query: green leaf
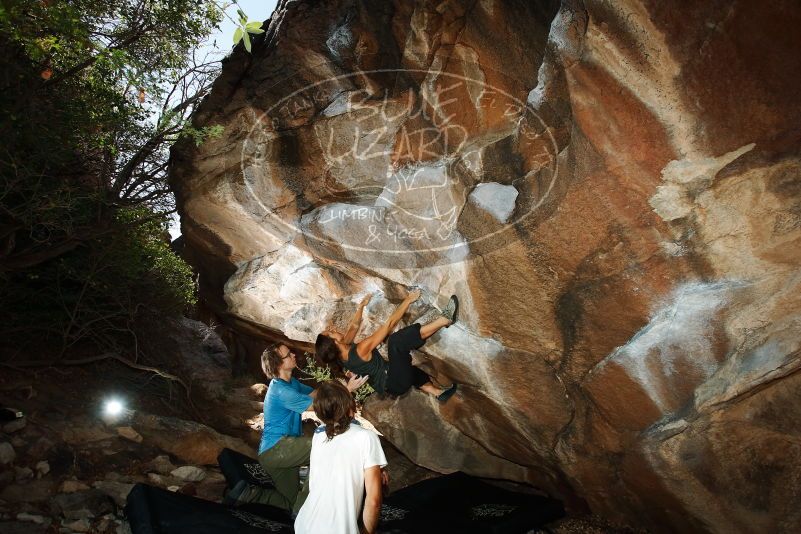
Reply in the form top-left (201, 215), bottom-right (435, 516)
top-left (247, 28), bottom-right (264, 35)
top-left (233, 27), bottom-right (243, 44)
top-left (246, 21), bottom-right (262, 30)
top-left (242, 31), bottom-right (251, 52)
top-left (237, 8), bottom-right (246, 19)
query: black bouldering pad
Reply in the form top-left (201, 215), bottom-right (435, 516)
top-left (142, 449), bottom-right (564, 534)
top-left (378, 472), bottom-right (564, 534)
top-left (125, 483), bottom-right (293, 534)
top-left (218, 448), bottom-right (275, 491)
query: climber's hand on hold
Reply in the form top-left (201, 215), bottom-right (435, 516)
top-left (346, 374), bottom-right (369, 392)
top-left (404, 289), bottom-right (421, 303)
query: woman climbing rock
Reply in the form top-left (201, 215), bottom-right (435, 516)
top-left (315, 290), bottom-right (459, 402)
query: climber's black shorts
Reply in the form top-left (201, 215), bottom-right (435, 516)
top-left (385, 323), bottom-right (430, 395)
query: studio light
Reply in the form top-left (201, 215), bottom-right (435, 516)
top-left (104, 398), bottom-right (124, 417)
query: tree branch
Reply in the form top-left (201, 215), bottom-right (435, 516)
top-left (0, 351), bottom-right (204, 422)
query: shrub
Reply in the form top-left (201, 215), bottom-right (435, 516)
top-left (301, 354), bottom-right (376, 404)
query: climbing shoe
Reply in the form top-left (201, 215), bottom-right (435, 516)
top-left (441, 295), bottom-right (459, 327)
top-left (437, 383), bottom-right (458, 403)
top-left (223, 480), bottom-right (258, 506)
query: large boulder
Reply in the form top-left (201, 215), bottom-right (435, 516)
top-left (131, 412), bottom-right (253, 466)
top-left (170, 0), bottom-right (801, 531)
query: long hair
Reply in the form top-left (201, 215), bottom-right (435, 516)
top-left (260, 343), bottom-right (284, 379)
top-left (313, 380), bottom-right (356, 440)
top-left (315, 333), bottom-right (345, 378)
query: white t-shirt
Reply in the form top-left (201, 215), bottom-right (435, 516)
top-left (294, 422), bottom-right (387, 534)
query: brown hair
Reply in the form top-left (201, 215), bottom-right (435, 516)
top-left (315, 334), bottom-right (345, 378)
top-left (313, 380), bottom-right (355, 440)
top-left (260, 343), bottom-right (285, 379)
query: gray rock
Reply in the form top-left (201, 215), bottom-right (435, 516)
top-left (51, 490), bottom-right (115, 520)
top-left (28, 437), bottom-right (54, 458)
top-left (91, 480), bottom-right (134, 508)
top-left (58, 421), bottom-right (115, 444)
top-left (62, 518), bottom-right (91, 532)
top-left (146, 473), bottom-right (181, 487)
top-left (59, 480), bottom-right (90, 493)
top-left (34, 461), bottom-right (50, 477)
top-left (0, 442), bottom-right (15, 465)
top-left (147, 455), bottom-right (176, 475)
top-left (116, 426), bottom-right (143, 443)
top-left (468, 182), bottom-right (519, 223)
top-left (0, 479), bottom-right (55, 503)
top-left (96, 516), bottom-right (113, 532)
top-left (3, 417), bottom-right (26, 433)
top-left (170, 466), bottom-right (206, 482)
top-left (131, 412), bottom-right (252, 465)
top-left (193, 470), bottom-right (228, 502)
top-left (14, 467), bottom-right (33, 481)
top-left (16, 512), bottom-right (47, 524)
top-left (0, 520), bottom-right (49, 533)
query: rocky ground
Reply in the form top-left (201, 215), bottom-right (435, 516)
top-left (0, 316), bottom-right (439, 533)
top-left (0, 362), bottom-right (232, 533)
top-left (0, 316), bottom-right (640, 533)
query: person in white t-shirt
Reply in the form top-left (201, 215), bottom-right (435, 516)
top-left (294, 380), bottom-right (387, 534)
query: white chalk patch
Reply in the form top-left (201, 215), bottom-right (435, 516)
top-left (650, 143), bottom-right (756, 221)
top-left (597, 281), bottom-right (742, 412)
top-left (469, 183), bottom-right (518, 223)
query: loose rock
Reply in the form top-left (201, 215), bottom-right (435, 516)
top-left (27, 437), bottom-right (54, 458)
top-left (59, 480), bottom-right (91, 493)
top-left (16, 512), bottom-right (47, 524)
top-left (13, 467), bottom-right (33, 481)
top-left (0, 479), bottom-right (55, 503)
top-left (34, 461), bottom-right (49, 477)
top-left (91, 481), bottom-right (134, 508)
top-left (51, 489), bottom-right (115, 520)
top-left (0, 442), bottom-right (15, 465)
top-left (131, 412), bottom-right (252, 465)
top-left (3, 417), bottom-right (26, 434)
top-left (170, 466), bottom-right (206, 482)
top-left (0, 520), bottom-right (49, 533)
top-left (147, 455), bottom-right (176, 475)
top-left (116, 426), bottom-right (142, 444)
top-left (63, 518), bottom-right (91, 532)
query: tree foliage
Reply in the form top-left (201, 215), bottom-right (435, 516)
top-left (231, 7), bottom-right (264, 53)
top-left (0, 0), bottom-right (225, 360)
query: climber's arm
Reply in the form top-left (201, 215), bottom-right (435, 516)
top-left (343, 294), bottom-right (371, 345)
top-left (357, 290), bottom-right (419, 357)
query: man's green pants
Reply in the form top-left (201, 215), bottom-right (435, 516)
top-left (254, 436), bottom-right (312, 516)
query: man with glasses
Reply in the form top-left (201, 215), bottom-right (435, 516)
top-left (225, 343), bottom-right (367, 517)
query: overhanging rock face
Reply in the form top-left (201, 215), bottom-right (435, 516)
top-left (170, 0), bottom-right (801, 531)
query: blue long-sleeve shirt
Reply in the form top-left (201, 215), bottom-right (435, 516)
top-left (259, 377), bottom-right (313, 454)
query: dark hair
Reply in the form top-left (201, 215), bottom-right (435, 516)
top-left (315, 334), bottom-right (344, 378)
top-left (260, 343), bottom-right (285, 379)
top-left (313, 380), bottom-right (355, 440)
